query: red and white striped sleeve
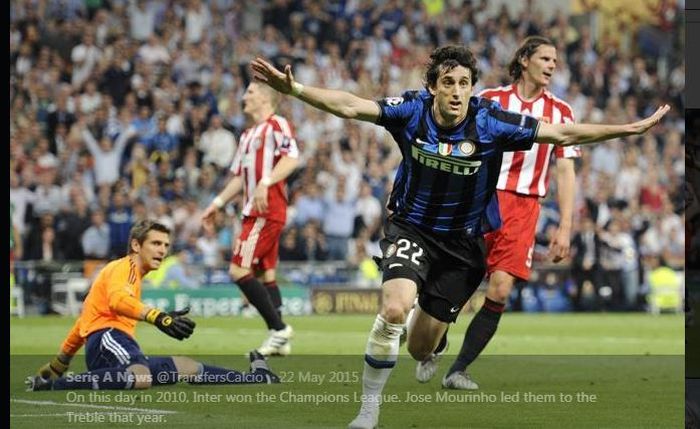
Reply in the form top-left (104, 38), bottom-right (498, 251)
top-left (270, 115), bottom-right (299, 159)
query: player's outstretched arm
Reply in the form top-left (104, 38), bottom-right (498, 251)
top-left (250, 57), bottom-right (380, 122)
top-left (536, 104), bottom-right (670, 146)
top-left (108, 284), bottom-right (196, 341)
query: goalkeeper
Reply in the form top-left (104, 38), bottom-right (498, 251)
top-left (26, 220), bottom-right (278, 391)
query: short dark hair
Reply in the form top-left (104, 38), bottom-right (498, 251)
top-left (127, 220), bottom-right (171, 254)
top-left (248, 81), bottom-right (281, 108)
top-left (424, 45), bottom-right (479, 89)
top-left (508, 36), bottom-right (555, 82)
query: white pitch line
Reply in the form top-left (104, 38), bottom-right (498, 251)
top-left (12, 414), bottom-right (75, 417)
top-left (11, 398), bottom-right (177, 414)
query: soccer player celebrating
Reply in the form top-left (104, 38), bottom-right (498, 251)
top-left (26, 220), bottom-right (279, 392)
top-left (250, 45), bottom-right (668, 429)
top-left (417, 36), bottom-right (581, 389)
top-left (201, 82), bottom-right (299, 356)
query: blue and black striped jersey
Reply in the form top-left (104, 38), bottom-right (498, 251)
top-left (376, 90), bottom-right (540, 234)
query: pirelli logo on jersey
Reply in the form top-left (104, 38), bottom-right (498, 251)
top-left (411, 145), bottom-right (482, 175)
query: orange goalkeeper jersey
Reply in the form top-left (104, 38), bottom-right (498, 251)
top-left (60, 256), bottom-right (146, 355)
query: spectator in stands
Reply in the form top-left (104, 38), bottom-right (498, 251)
top-left (355, 181), bottom-right (383, 240)
top-left (10, 170), bottom-right (33, 237)
top-left (279, 227), bottom-right (305, 261)
top-left (614, 146), bottom-right (643, 202)
top-left (137, 34), bottom-right (171, 66)
top-left (571, 216), bottom-right (602, 311)
top-left (293, 182), bottom-right (325, 226)
top-left (124, 143), bottom-right (151, 193)
top-left (640, 168), bottom-right (666, 213)
top-left (128, 0), bottom-right (158, 42)
top-left (322, 181), bottom-right (357, 261)
top-left (55, 193), bottom-right (91, 260)
top-left (32, 168), bottom-right (63, 218)
top-left (70, 31), bottom-right (102, 88)
top-left (45, 89), bottom-right (76, 143)
top-left (299, 221), bottom-right (328, 261)
top-left (79, 81), bottom-right (102, 115)
top-left (23, 213), bottom-right (62, 315)
top-left (24, 213), bottom-right (60, 262)
top-left (598, 218), bottom-right (635, 310)
top-left (82, 208), bottom-right (110, 260)
top-left (196, 226), bottom-right (222, 284)
top-left (81, 121), bottom-right (136, 187)
top-left (10, 204), bottom-right (23, 311)
top-left (107, 192), bottom-right (133, 258)
top-left (144, 247), bottom-right (200, 290)
top-left (198, 114), bottom-right (237, 170)
top-left (185, 0), bottom-right (212, 45)
top-left (175, 147), bottom-right (202, 196)
top-left (144, 114), bottom-right (180, 160)
top-left (644, 254), bottom-right (682, 314)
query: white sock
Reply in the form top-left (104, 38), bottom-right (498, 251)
top-left (361, 314), bottom-right (404, 406)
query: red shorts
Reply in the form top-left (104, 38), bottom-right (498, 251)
top-left (232, 217), bottom-right (285, 271)
top-left (484, 190), bottom-right (540, 280)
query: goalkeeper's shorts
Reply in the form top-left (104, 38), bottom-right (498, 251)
top-left (83, 328), bottom-right (179, 385)
top-left (85, 328), bottom-right (149, 370)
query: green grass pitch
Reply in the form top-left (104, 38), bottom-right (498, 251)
top-left (11, 313), bottom-right (683, 428)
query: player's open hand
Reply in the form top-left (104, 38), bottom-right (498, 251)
top-left (146, 308), bottom-right (196, 341)
top-left (250, 57), bottom-right (295, 95)
top-left (200, 205), bottom-right (217, 233)
top-left (253, 184), bottom-right (269, 213)
top-left (548, 226), bottom-right (571, 263)
top-left (632, 104), bottom-right (670, 135)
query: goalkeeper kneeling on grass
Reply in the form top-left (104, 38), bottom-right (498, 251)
top-left (26, 220), bottom-right (279, 391)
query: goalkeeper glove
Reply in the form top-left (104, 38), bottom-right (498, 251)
top-left (36, 355), bottom-right (71, 380)
top-left (167, 306), bottom-right (192, 318)
top-left (145, 307), bottom-right (196, 340)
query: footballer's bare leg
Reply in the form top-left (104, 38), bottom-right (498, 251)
top-left (349, 278), bottom-right (416, 429)
top-left (486, 270), bottom-right (516, 305)
top-left (230, 264), bottom-right (254, 281)
top-left (412, 302), bottom-right (451, 383)
top-left (407, 305), bottom-right (448, 362)
top-left (443, 270), bottom-right (511, 389)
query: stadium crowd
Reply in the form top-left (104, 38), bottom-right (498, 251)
top-left (10, 0), bottom-right (685, 313)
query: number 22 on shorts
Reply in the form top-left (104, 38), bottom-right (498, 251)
top-left (392, 238), bottom-right (424, 266)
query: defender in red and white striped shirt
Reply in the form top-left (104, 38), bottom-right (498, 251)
top-left (482, 86), bottom-right (579, 198)
top-left (436, 36), bottom-right (581, 389)
top-left (231, 107), bottom-right (299, 224)
top-left (479, 82), bottom-right (580, 279)
top-left (202, 82), bottom-right (299, 356)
